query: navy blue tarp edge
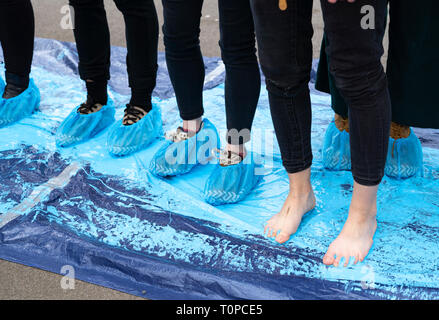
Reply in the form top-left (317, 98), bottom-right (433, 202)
top-left (1, 212), bottom-right (438, 300)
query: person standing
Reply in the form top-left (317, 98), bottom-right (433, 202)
top-left (316, 0), bottom-right (438, 179)
top-left (0, 0), bottom-right (40, 127)
top-left (56, 0), bottom-right (162, 157)
top-left (149, 0), bottom-right (262, 205)
top-left (251, 0), bottom-right (391, 267)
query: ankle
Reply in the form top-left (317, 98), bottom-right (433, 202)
top-left (345, 211), bottom-right (377, 233)
top-left (5, 72), bottom-right (29, 89)
top-left (85, 79), bottom-right (108, 105)
top-left (349, 202), bottom-right (377, 220)
top-left (288, 168), bottom-right (313, 195)
top-left (130, 91), bottom-right (152, 113)
top-left (226, 144), bottom-right (246, 159)
top-left (183, 117), bottom-right (202, 133)
top-left (288, 187), bottom-right (314, 200)
top-left (350, 182), bottom-right (378, 217)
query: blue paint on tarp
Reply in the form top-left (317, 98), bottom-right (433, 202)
top-left (0, 145), bottom-right (68, 214)
top-left (0, 38), bottom-right (439, 300)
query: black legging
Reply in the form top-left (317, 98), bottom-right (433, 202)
top-left (162, 0), bottom-right (261, 145)
top-left (69, 0), bottom-right (159, 110)
top-left (0, 0), bottom-right (35, 88)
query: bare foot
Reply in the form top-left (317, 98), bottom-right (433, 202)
top-left (264, 168), bottom-right (316, 244)
top-left (323, 182), bottom-right (378, 267)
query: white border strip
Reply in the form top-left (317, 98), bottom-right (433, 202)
top-left (204, 60), bottom-right (225, 85)
top-left (0, 163), bottom-right (80, 229)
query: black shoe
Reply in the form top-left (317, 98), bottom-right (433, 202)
top-left (2, 83), bottom-right (26, 99)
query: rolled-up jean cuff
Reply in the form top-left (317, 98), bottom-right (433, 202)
top-left (353, 175), bottom-right (383, 187)
top-left (283, 156), bottom-right (313, 174)
top-left (180, 110), bottom-right (204, 121)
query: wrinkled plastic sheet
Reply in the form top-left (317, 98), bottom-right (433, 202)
top-left (1, 38), bottom-right (439, 300)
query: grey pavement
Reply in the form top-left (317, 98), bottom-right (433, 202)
top-left (33, 0), bottom-right (326, 58)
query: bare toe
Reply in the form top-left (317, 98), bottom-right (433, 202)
top-left (343, 255), bottom-right (351, 267)
top-left (275, 231), bottom-right (291, 244)
top-left (333, 255), bottom-right (342, 267)
top-left (323, 247), bottom-right (336, 266)
top-left (263, 223), bottom-right (270, 236)
top-left (269, 228), bottom-right (280, 238)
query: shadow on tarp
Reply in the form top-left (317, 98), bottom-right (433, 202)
top-left (0, 38), bottom-right (439, 300)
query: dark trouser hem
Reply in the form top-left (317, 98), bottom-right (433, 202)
top-left (5, 72), bottom-right (30, 89)
top-left (79, 71), bottom-right (111, 83)
top-left (130, 90), bottom-right (152, 112)
top-left (284, 156), bottom-right (313, 175)
top-left (353, 175), bottom-right (383, 187)
top-left (179, 111), bottom-right (204, 122)
top-left (85, 79), bottom-right (108, 105)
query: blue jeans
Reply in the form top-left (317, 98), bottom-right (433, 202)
top-left (162, 0), bottom-right (261, 145)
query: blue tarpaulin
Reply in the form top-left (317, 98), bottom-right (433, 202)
top-left (1, 38), bottom-right (439, 300)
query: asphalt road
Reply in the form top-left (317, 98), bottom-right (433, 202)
top-left (0, 0), bottom-right (387, 300)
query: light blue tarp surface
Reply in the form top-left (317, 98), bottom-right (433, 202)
top-left (1, 38), bottom-right (439, 299)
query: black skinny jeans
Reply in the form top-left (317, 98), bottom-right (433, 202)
top-left (69, 0), bottom-right (159, 110)
top-left (162, 0), bottom-right (261, 145)
top-left (251, 0), bottom-right (391, 186)
top-left (321, 0), bottom-right (391, 186)
top-left (0, 0), bottom-right (34, 88)
top-left (250, 0), bottom-right (314, 173)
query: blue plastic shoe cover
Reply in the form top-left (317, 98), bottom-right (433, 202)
top-left (0, 79), bottom-right (40, 128)
top-left (149, 118), bottom-right (219, 177)
top-left (322, 121), bottom-right (351, 171)
top-left (0, 77), bottom-right (4, 91)
top-left (55, 99), bottom-right (115, 147)
top-left (106, 104), bottom-right (163, 156)
top-left (203, 152), bottom-right (261, 206)
top-left (385, 129), bottom-right (423, 179)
